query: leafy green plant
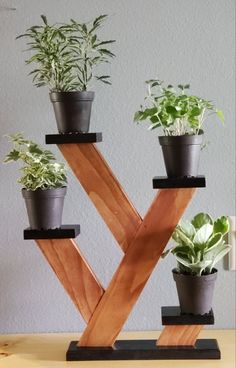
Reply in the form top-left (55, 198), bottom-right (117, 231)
top-left (4, 133), bottom-right (67, 190)
top-left (134, 79), bottom-right (224, 136)
top-left (163, 213), bottom-right (230, 276)
top-left (17, 14), bottom-right (115, 91)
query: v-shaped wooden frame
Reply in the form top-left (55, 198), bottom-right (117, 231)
top-left (36, 143), bottom-right (196, 347)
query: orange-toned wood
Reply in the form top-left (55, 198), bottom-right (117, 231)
top-left (58, 143), bottom-right (142, 252)
top-left (78, 188), bottom-right (196, 347)
top-left (36, 239), bottom-right (104, 323)
top-left (157, 325), bottom-right (203, 346)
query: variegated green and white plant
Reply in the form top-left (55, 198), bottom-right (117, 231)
top-left (163, 213), bottom-right (231, 276)
top-left (4, 133), bottom-right (67, 190)
top-left (16, 14), bottom-right (115, 92)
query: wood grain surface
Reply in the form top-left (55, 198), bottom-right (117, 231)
top-left (157, 325), bottom-right (203, 346)
top-left (58, 143), bottom-right (142, 252)
top-left (36, 239), bottom-right (104, 323)
top-left (0, 330), bottom-right (234, 367)
top-left (79, 188), bottom-right (196, 346)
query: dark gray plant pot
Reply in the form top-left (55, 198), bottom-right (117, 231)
top-left (158, 134), bottom-right (203, 178)
top-left (50, 91), bottom-right (95, 133)
top-left (22, 187), bottom-right (67, 230)
top-left (172, 268), bottom-right (217, 315)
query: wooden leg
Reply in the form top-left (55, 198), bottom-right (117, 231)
top-left (157, 325), bottom-right (203, 346)
top-left (36, 239), bottom-right (104, 323)
top-left (79, 188), bottom-right (196, 346)
top-left (58, 143), bottom-right (142, 252)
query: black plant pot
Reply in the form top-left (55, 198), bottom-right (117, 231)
top-left (172, 268), bottom-right (217, 315)
top-left (22, 187), bottom-right (67, 230)
top-left (158, 134), bottom-right (203, 178)
top-left (50, 91), bottom-right (95, 133)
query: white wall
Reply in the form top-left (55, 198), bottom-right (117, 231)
top-left (0, 0), bottom-right (235, 333)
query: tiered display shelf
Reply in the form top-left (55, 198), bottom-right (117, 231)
top-left (23, 132), bottom-right (220, 361)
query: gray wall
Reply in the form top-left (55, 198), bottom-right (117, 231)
top-left (0, 0), bottom-right (235, 334)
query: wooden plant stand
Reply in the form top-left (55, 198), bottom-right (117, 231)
top-left (23, 132), bottom-right (220, 361)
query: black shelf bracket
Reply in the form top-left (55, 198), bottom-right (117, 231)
top-left (45, 132), bottom-right (102, 144)
top-left (24, 225), bottom-right (80, 239)
top-left (153, 175), bottom-right (206, 188)
top-left (161, 306), bottom-right (214, 325)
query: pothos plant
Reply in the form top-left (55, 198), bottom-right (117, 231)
top-left (16, 14), bottom-right (115, 91)
top-left (163, 213), bottom-right (231, 276)
top-left (4, 133), bottom-right (67, 190)
top-left (134, 79), bottom-right (224, 136)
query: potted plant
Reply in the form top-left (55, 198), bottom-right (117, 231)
top-left (4, 133), bottom-right (67, 230)
top-left (134, 79), bottom-right (224, 177)
top-left (17, 15), bottom-right (115, 133)
top-left (163, 212), bottom-right (231, 315)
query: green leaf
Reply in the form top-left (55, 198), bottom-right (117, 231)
top-left (150, 115), bottom-right (159, 124)
top-left (161, 248), bottom-right (172, 258)
top-left (166, 106), bottom-right (177, 116)
top-left (193, 224), bottom-right (213, 245)
top-left (191, 213), bottom-right (213, 229)
top-left (213, 216), bottom-right (230, 235)
top-left (40, 15), bottom-right (48, 25)
top-left (97, 78), bottom-right (111, 85)
top-left (4, 149), bottom-right (20, 162)
top-left (91, 34), bottom-right (97, 44)
top-left (172, 245), bottom-right (195, 257)
top-left (176, 256), bottom-right (212, 275)
top-left (205, 233), bottom-right (223, 252)
top-left (142, 107), bottom-right (158, 118)
top-left (94, 40), bottom-right (116, 47)
top-left (210, 245), bottom-right (231, 272)
top-left (93, 14), bottom-right (108, 27)
top-left (190, 107), bottom-right (201, 116)
top-left (98, 48), bottom-right (115, 57)
top-left (173, 228), bottom-right (195, 248)
top-left (81, 23), bottom-right (87, 34)
top-left (178, 219), bottom-right (196, 238)
top-left (96, 75), bottom-right (110, 79)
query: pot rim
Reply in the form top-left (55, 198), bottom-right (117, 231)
top-left (50, 91), bottom-right (95, 102)
top-left (172, 267), bottom-right (218, 281)
top-left (22, 186), bottom-right (67, 198)
top-left (159, 133), bottom-right (203, 146)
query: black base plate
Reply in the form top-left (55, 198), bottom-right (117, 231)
top-left (153, 175), bottom-right (206, 188)
top-left (162, 306), bottom-right (214, 325)
top-left (66, 339), bottom-right (220, 361)
top-left (45, 132), bottom-right (102, 144)
top-left (24, 225), bottom-right (80, 239)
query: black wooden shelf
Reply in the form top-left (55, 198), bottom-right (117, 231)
top-left (153, 175), bottom-right (206, 189)
top-left (24, 225), bottom-right (80, 239)
top-left (66, 339), bottom-right (220, 361)
top-left (45, 132), bottom-right (102, 144)
top-left (161, 306), bottom-right (214, 325)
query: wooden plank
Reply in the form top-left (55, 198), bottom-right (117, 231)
top-left (58, 143), bottom-right (142, 252)
top-left (157, 325), bottom-right (203, 346)
top-left (36, 239), bottom-right (104, 323)
top-left (79, 188), bottom-right (196, 346)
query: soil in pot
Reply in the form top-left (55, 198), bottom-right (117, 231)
top-left (158, 134), bottom-right (203, 178)
top-left (50, 91), bottom-right (95, 134)
top-left (172, 268), bottom-right (217, 315)
top-left (22, 187), bottom-right (67, 230)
